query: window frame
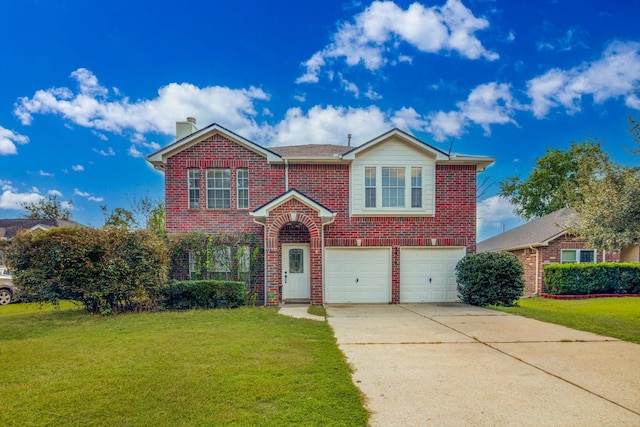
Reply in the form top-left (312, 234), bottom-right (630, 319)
top-left (236, 168), bottom-right (249, 209)
top-left (363, 165), bottom-right (425, 211)
top-left (188, 169), bottom-right (200, 209)
top-left (561, 249), bottom-right (596, 264)
top-left (206, 168), bottom-right (231, 209)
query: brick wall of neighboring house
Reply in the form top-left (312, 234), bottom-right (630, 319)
top-left (508, 234), bottom-right (607, 295)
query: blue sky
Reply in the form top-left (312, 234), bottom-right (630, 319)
top-left (1, 0), bottom-right (639, 240)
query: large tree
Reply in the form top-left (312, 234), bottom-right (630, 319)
top-left (499, 139), bottom-right (609, 220)
top-left (569, 164), bottom-right (640, 252)
top-left (21, 194), bottom-right (72, 220)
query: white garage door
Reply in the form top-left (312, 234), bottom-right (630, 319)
top-left (400, 247), bottom-right (466, 302)
top-left (325, 248), bottom-right (391, 303)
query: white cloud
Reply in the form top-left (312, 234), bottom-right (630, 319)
top-left (527, 40), bottom-right (640, 118)
top-left (364, 87), bottom-right (383, 100)
top-left (0, 189), bottom-right (43, 210)
top-left (128, 145), bottom-right (144, 158)
top-left (73, 188), bottom-right (102, 203)
top-left (39, 170), bottom-right (54, 177)
top-left (93, 147), bottom-right (115, 156)
top-left (15, 68), bottom-right (272, 146)
top-left (271, 105), bottom-right (392, 146)
top-left (0, 126), bottom-right (29, 155)
top-left (426, 82), bottom-right (518, 140)
top-left (296, 0), bottom-right (497, 84)
top-left (477, 195), bottom-right (521, 239)
top-left (293, 94), bottom-right (306, 102)
top-left (48, 189), bottom-right (62, 197)
top-left (91, 130), bottom-right (108, 141)
top-left (0, 180), bottom-right (15, 191)
top-left (72, 164), bottom-right (84, 171)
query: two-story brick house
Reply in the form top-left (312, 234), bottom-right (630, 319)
top-left (147, 119), bottom-right (494, 305)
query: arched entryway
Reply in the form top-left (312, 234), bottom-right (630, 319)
top-left (279, 222), bottom-right (311, 301)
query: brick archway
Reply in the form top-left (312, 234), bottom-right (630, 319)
top-left (264, 203), bottom-right (324, 305)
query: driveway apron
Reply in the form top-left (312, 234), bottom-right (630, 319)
top-left (326, 303), bottom-right (640, 427)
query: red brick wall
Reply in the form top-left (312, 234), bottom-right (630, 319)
top-left (508, 234), bottom-right (605, 294)
top-left (163, 133), bottom-right (479, 304)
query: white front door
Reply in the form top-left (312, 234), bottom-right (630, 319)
top-left (282, 244), bottom-right (310, 300)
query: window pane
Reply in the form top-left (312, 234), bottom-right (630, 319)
top-left (411, 167), bottom-right (422, 208)
top-left (561, 250), bottom-right (576, 263)
top-left (207, 169), bottom-right (231, 209)
top-left (365, 188), bottom-right (376, 208)
top-left (580, 250), bottom-right (595, 263)
top-left (365, 167), bottom-right (376, 208)
top-left (289, 249), bottom-right (304, 273)
top-left (382, 167), bottom-right (405, 207)
top-left (188, 169), bottom-right (200, 209)
top-left (237, 168), bottom-right (249, 209)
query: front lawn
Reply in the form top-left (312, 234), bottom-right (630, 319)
top-left (0, 303), bottom-right (368, 426)
top-left (491, 297), bottom-right (640, 344)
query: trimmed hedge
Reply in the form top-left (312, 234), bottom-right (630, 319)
top-left (164, 280), bottom-right (247, 310)
top-left (456, 251), bottom-right (525, 306)
top-left (544, 263), bottom-right (640, 295)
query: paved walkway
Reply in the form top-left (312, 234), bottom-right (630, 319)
top-left (324, 303), bottom-right (640, 427)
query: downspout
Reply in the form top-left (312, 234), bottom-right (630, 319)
top-left (284, 158), bottom-right (289, 191)
top-left (530, 245), bottom-right (540, 295)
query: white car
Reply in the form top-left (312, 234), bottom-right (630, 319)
top-left (0, 268), bottom-right (19, 305)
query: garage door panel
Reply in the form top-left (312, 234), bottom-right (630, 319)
top-left (400, 248), bottom-right (465, 303)
top-left (325, 248), bottom-right (390, 303)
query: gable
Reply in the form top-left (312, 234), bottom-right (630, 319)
top-left (147, 123), bottom-right (281, 171)
top-left (350, 136), bottom-right (437, 216)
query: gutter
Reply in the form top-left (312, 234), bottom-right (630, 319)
top-left (284, 158), bottom-right (289, 191)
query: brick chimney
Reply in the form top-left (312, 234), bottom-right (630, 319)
top-left (176, 117), bottom-right (197, 139)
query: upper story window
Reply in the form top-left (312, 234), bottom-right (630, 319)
top-left (382, 167), bottom-right (405, 207)
top-left (207, 168), bottom-right (231, 209)
top-left (365, 167), bottom-right (376, 208)
top-left (362, 166), bottom-right (426, 212)
top-left (561, 249), bottom-right (595, 264)
top-left (237, 168), bottom-right (249, 209)
top-left (188, 169), bottom-right (200, 209)
top-left (411, 167), bottom-right (422, 208)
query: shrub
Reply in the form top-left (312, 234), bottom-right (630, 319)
top-left (164, 280), bottom-right (247, 310)
top-left (6, 227), bottom-right (169, 314)
top-left (544, 263), bottom-right (640, 295)
top-left (456, 251), bottom-right (525, 306)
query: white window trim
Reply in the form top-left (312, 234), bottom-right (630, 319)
top-left (362, 165), bottom-right (427, 213)
top-left (206, 168), bottom-right (231, 209)
top-left (561, 249), bottom-right (596, 264)
top-left (237, 168), bottom-right (249, 210)
top-left (188, 169), bottom-right (200, 209)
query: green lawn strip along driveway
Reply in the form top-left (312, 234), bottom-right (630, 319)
top-left (491, 297), bottom-right (640, 344)
top-left (0, 303), bottom-right (368, 426)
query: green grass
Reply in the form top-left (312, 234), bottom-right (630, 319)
top-left (0, 303), bottom-right (368, 426)
top-left (307, 305), bottom-right (327, 318)
top-left (491, 297), bottom-right (640, 344)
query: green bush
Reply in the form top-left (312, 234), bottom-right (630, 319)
top-left (164, 280), bottom-right (247, 310)
top-left (7, 227), bottom-right (169, 314)
top-left (544, 263), bottom-right (640, 295)
top-left (456, 251), bottom-right (525, 306)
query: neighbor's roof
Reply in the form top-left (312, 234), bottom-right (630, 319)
top-left (0, 218), bottom-right (83, 239)
top-left (477, 208), bottom-right (577, 252)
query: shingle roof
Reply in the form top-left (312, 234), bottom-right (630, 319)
top-left (0, 218), bottom-right (83, 239)
top-left (269, 144), bottom-right (352, 158)
top-left (477, 208), bottom-right (577, 252)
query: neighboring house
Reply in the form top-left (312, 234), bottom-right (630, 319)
top-left (147, 119), bottom-right (494, 305)
top-left (0, 218), bottom-right (83, 269)
top-left (477, 208), bottom-right (616, 295)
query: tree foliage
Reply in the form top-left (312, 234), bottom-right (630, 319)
top-left (569, 164), bottom-right (640, 252)
top-left (21, 194), bottom-right (72, 220)
top-left (101, 205), bottom-right (138, 229)
top-left (6, 227), bottom-right (169, 314)
top-left (499, 139), bottom-right (609, 220)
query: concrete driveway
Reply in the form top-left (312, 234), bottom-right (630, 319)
top-left (326, 303), bottom-right (640, 426)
